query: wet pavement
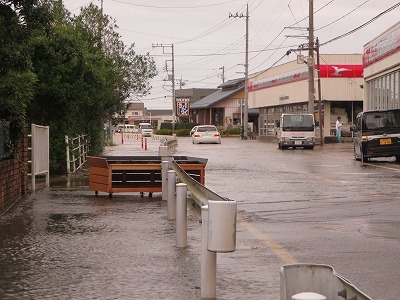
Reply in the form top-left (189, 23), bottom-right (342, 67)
top-left (0, 137), bottom-right (204, 300)
top-left (1, 135), bottom-right (400, 299)
top-left (1, 136), bottom-right (278, 300)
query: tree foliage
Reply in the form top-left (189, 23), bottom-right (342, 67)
top-left (0, 1), bottom-right (44, 155)
top-left (1, 1), bottom-right (157, 173)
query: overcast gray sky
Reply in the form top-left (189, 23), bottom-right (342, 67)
top-left (63, 0), bottom-right (400, 109)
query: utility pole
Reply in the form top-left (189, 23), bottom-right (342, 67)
top-left (289, 37), bottom-right (323, 146)
top-left (172, 44), bottom-right (175, 124)
top-left (315, 37), bottom-right (323, 146)
top-left (176, 76), bottom-right (187, 89)
top-left (308, 0), bottom-right (315, 114)
top-left (152, 44), bottom-right (176, 125)
top-left (219, 66), bottom-right (225, 84)
top-left (229, 4), bottom-right (249, 139)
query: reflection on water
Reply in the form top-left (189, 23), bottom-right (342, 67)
top-left (0, 185), bottom-right (201, 299)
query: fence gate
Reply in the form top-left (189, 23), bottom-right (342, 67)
top-left (65, 134), bottom-right (89, 174)
top-left (29, 124), bottom-right (50, 190)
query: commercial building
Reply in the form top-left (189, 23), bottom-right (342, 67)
top-left (363, 21), bottom-right (400, 110)
top-left (248, 54), bottom-right (364, 141)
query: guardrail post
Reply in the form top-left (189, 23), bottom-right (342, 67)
top-left (161, 161), bottom-right (169, 201)
top-left (201, 205), bottom-right (217, 299)
top-left (158, 145), bottom-right (168, 157)
top-left (167, 170), bottom-right (176, 220)
top-left (176, 183), bottom-right (187, 248)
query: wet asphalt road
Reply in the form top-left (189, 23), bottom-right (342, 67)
top-left (1, 135), bottom-right (400, 299)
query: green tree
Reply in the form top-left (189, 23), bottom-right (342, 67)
top-left (0, 1), bottom-right (41, 154)
top-left (26, 2), bottom-right (157, 173)
top-left (1, 1), bottom-right (157, 172)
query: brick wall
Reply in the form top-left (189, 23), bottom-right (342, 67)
top-left (0, 130), bottom-right (28, 211)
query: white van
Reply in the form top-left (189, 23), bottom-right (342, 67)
top-left (116, 124), bottom-right (138, 133)
top-left (138, 123), bottom-right (153, 137)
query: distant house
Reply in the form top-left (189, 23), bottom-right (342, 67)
top-left (190, 78), bottom-right (259, 130)
top-left (126, 102), bottom-right (145, 119)
top-left (128, 106), bottom-right (173, 130)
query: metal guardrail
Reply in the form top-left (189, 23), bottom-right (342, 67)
top-left (161, 135), bottom-right (178, 155)
top-left (170, 159), bottom-right (228, 218)
top-left (166, 157), bottom-right (235, 299)
top-left (280, 264), bottom-right (373, 300)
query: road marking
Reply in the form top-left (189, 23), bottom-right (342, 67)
top-left (373, 194), bottom-right (388, 199)
top-left (364, 163), bottom-right (400, 172)
top-left (238, 215), bottom-right (298, 264)
top-left (312, 165), bottom-right (341, 167)
top-left (343, 172), bottom-right (373, 175)
top-left (313, 175), bottom-right (337, 183)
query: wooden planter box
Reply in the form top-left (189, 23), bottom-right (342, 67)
top-left (87, 156), bottom-right (206, 197)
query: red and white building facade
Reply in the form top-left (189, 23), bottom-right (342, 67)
top-left (363, 21), bottom-right (400, 111)
top-left (248, 54), bottom-right (364, 139)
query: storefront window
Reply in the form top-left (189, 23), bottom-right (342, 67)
top-left (368, 70), bottom-right (400, 110)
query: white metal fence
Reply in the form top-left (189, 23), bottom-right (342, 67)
top-left (29, 124), bottom-right (50, 190)
top-left (65, 134), bottom-right (89, 174)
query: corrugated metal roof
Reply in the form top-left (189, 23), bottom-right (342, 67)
top-left (218, 78), bottom-right (244, 89)
top-left (190, 86), bottom-right (243, 109)
top-left (147, 109), bottom-right (172, 116)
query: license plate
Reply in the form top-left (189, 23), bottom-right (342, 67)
top-left (380, 138), bottom-right (392, 145)
top-left (295, 141), bottom-right (302, 145)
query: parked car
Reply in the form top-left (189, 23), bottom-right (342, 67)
top-left (350, 108), bottom-right (400, 163)
top-left (192, 125), bottom-right (221, 144)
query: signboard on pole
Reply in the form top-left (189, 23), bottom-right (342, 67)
top-left (176, 99), bottom-right (190, 116)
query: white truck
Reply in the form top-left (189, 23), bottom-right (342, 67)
top-left (277, 113), bottom-right (317, 150)
top-left (138, 123), bottom-right (153, 137)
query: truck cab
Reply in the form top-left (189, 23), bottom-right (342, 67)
top-left (278, 113), bottom-right (316, 150)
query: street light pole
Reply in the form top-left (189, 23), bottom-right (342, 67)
top-left (152, 43), bottom-right (176, 128)
top-left (171, 44), bottom-right (176, 125)
top-left (243, 4), bottom-right (249, 140)
top-left (229, 5), bottom-right (249, 140)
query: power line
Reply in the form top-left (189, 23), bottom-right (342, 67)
top-left (316, 0), bottom-right (370, 31)
top-left (249, 51), bottom-right (290, 79)
top-left (320, 2), bottom-right (400, 47)
top-left (175, 19), bottom-right (237, 45)
top-left (111, 0), bottom-right (241, 9)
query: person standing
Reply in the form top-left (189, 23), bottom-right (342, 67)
top-left (336, 116), bottom-right (343, 143)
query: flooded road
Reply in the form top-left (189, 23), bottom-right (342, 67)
top-left (1, 136), bottom-right (400, 299)
top-left (176, 137), bottom-right (400, 299)
top-left (0, 187), bottom-right (203, 299)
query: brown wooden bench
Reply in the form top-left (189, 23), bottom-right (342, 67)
top-left (87, 156), bottom-right (206, 198)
